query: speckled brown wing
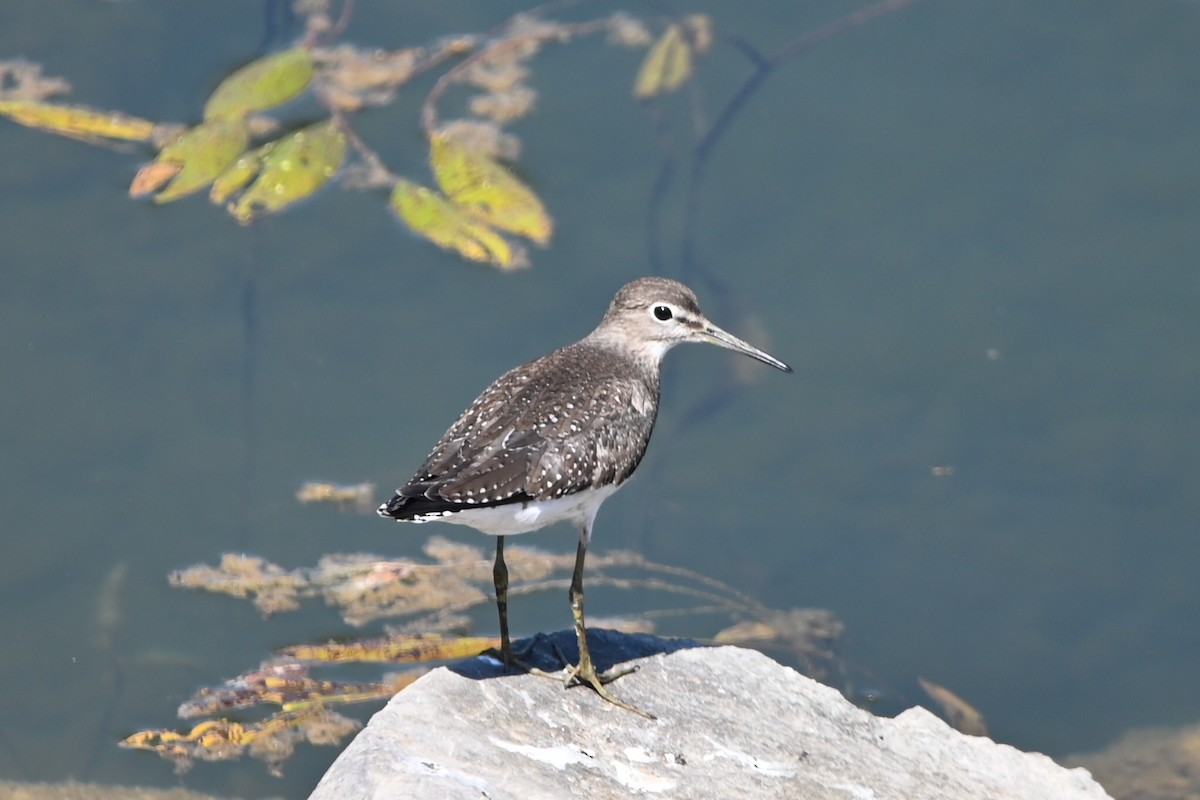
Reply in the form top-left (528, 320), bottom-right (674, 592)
top-left (380, 343), bottom-right (660, 520)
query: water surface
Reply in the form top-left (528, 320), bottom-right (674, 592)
top-left (2, 1), bottom-right (1199, 796)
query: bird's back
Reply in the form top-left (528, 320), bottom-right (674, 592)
top-left (380, 342), bottom-right (661, 522)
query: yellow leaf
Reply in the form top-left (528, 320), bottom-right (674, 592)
top-left (280, 673), bottom-right (424, 712)
top-left (278, 633), bottom-right (499, 664)
top-left (178, 661), bottom-right (419, 716)
top-left (633, 24), bottom-right (692, 99)
top-left (0, 100), bottom-right (156, 141)
top-left (712, 620), bottom-right (778, 644)
top-left (293, 480), bottom-right (376, 513)
top-left (128, 161), bottom-right (182, 198)
top-left (391, 179), bottom-right (525, 269)
top-left (918, 677), bottom-right (989, 737)
top-left (203, 48), bottom-right (314, 121)
top-left (228, 119), bottom-right (346, 223)
top-left (120, 706), bottom-right (357, 772)
top-left (132, 117), bottom-right (249, 203)
top-left (430, 132), bottom-right (552, 246)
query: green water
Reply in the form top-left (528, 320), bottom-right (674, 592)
top-left (2, 1), bottom-right (1199, 796)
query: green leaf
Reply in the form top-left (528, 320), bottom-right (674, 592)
top-left (391, 179), bottom-right (525, 269)
top-left (209, 142), bottom-right (272, 205)
top-left (130, 117), bottom-right (249, 203)
top-left (228, 119), bottom-right (347, 223)
top-left (203, 48), bottom-right (315, 121)
top-left (633, 24), bottom-right (692, 99)
top-left (429, 132), bottom-right (552, 246)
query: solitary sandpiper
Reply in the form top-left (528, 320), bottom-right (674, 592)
top-left (378, 276), bottom-right (791, 716)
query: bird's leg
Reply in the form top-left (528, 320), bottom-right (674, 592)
top-left (562, 534), bottom-right (654, 719)
top-left (489, 538), bottom-right (554, 671)
top-left (492, 535), bottom-right (515, 669)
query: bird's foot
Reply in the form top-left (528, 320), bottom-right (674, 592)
top-left (562, 657), bottom-right (654, 718)
top-left (490, 634), bottom-right (654, 718)
top-left (564, 659), bottom-right (639, 687)
top-left (483, 650), bottom-right (533, 674)
top-left (483, 631), bottom-right (554, 674)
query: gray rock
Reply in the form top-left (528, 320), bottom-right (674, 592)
top-left (309, 630), bottom-right (1110, 800)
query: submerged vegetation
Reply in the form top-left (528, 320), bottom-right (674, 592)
top-left (0, 0), bottom-right (942, 779)
top-left (0, 2), bottom-right (713, 270)
top-left (0, 0), bottom-right (922, 274)
top-left (124, 485), bottom-right (847, 775)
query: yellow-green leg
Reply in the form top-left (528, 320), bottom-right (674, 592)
top-left (563, 534), bottom-right (654, 719)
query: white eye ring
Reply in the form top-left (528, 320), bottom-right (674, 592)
top-left (652, 304), bottom-right (673, 322)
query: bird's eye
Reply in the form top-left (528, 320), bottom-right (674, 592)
top-left (653, 305), bottom-right (673, 321)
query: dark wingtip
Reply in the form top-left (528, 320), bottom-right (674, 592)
top-left (377, 495), bottom-right (405, 520)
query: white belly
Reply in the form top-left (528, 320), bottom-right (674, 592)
top-left (415, 483), bottom-right (621, 537)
